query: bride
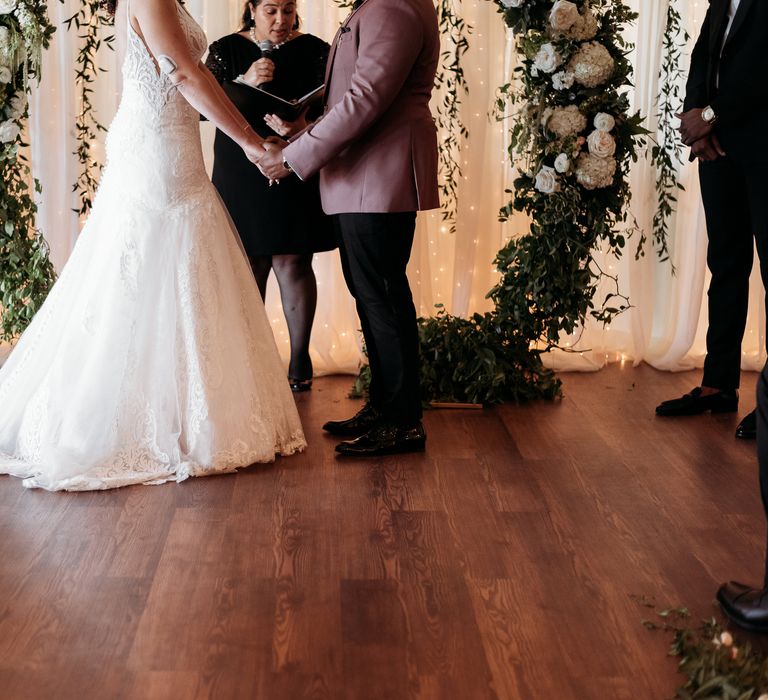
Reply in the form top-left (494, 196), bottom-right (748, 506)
top-left (0, 0), bottom-right (306, 491)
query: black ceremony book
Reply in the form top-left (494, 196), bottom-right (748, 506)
top-left (230, 79), bottom-right (325, 121)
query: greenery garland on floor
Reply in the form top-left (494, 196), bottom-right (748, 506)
top-left (638, 602), bottom-right (768, 698)
top-left (0, 1), bottom-right (56, 342)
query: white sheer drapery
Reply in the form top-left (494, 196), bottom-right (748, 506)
top-left (25, 0), bottom-right (766, 377)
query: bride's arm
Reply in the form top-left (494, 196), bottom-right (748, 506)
top-left (131, 0), bottom-right (264, 162)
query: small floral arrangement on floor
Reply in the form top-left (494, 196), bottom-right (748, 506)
top-left (637, 599), bottom-right (768, 698)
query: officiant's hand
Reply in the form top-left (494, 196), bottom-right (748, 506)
top-left (691, 134), bottom-right (726, 162)
top-left (264, 111), bottom-right (307, 139)
top-left (258, 140), bottom-right (291, 180)
top-left (677, 108), bottom-right (713, 147)
top-left (241, 58), bottom-right (275, 87)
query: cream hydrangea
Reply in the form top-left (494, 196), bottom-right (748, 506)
top-left (568, 10), bottom-right (599, 41)
top-left (575, 152), bottom-right (617, 189)
top-left (6, 91), bottom-right (26, 119)
top-left (543, 105), bottom-right (587, 138)
top-left (552, 70), bottom-right (575, 91)
top-left (0, 0), bottom-right (16, 14)
top-left (568, 41), bottom-right (615, 88)
top-left (501, 0), bottom-right (524, 7)
top-left (0, 119), bottom-right (20, 142)
top-left (0, 64), bottom-right (11, 84)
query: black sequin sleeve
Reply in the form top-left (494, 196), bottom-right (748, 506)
top-left (205, 39), bottom-right (231, 84)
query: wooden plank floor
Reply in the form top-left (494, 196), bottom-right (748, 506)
top-left (0, 364), bottom-right (765, 699)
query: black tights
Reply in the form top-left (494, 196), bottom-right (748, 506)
top-left (250, 254), bottom-right (316, 381)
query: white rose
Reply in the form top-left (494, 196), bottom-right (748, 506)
top-left (6, 92), bottom-right (26, 119)
top-left (554, 153), bottom-right (571, 173)
top-left (0, 65), bottom-right (11, 84)
top-left (501, 0), bottom-right (524, 7)
top-left (550, 0), bottom-right (580, 32)
top-left (593, 112), bottom-right (615, 132)
top-left (552, 70), bottom-right (575, 91)
top-left (535, 165), bottom-right (560, 195)
top-left (533, 43), bottom-right (563, 75)
top-left (587, 129), bottom-right (616, 158)
top-left (0, 120), bottom-right (20, 143)
top-left (0, 0), bottom-right (16, 13)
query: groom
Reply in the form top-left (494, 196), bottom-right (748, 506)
top-left (258, 0), bottom-right (440, 456)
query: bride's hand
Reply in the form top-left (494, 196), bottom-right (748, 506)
top-left (243, 135), bottom-right (266, 165)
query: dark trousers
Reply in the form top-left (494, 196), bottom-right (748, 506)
top-left (757, 363), bottom-right (768, 586)
top-left (700, 158), bottom-right (768, 391)
top-left (333, 212), bottom-right (422, 427)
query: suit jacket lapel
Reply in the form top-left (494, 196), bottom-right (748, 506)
top-left (722, 0), bottom-right (756, 51)
top-left (322, 1), bottom-right (372, 106)
top-left (708, 0), bottom-right (730, 54)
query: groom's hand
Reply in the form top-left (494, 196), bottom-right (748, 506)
top-left (258, 140), bottom-right (291, 181)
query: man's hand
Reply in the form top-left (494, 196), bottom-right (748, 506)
top-left (691, 133), bottom-right (726, 162)
top-left (258, 140), bottom-right (291, 181)
top-left (264, 111), bottom-right (308, 140)
top-left (677, 108), bottom-right (713, 146)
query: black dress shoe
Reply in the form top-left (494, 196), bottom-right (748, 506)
top-left (322, 402), bottom-right (381, 436)
top-left (717, 581), bottom-right (768, 633)
top-left (335, 422), bottom-right (426, 457)
top-left (735, 410), bottom-right (757, 440)
top-left (288, 377), bottom-right (312, 393)
top-left (655, 387), bottom-right (738, 416)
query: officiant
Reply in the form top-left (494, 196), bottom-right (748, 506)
top-left (205, 0), bottom-right (335, 392)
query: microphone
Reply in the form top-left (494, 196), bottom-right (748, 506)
top-left (257, 39), bottom-right (274, 56)
top-left (256, 39), bottom-right (275, 89)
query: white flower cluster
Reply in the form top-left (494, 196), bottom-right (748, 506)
top-left (568, 41), bottom-right (615, 88)
top-left (533, 42), bottom-right (562, 74)
top-left (542, 105), bottom-right (587, 138)
top-left (574, 112), bottom-right (617, 189)
top-left (534, 165), bottom-right (560, 194)
top-left (500, 0), bottom-right (524, 7)
top-left (549, 1), bottom-right (598, 40)
top-left (0, 0), bottom-right (16, 15)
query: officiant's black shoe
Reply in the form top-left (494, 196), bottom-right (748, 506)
top-left (322, 402), bottom-right (381, 437)
top-left (717, 581), bottom-right (768, 633)
top-left (735, 410), bottom-right (757, 440)
top-left (655, 387), bottom-right (738, 416)
top-left (335, 422), bottom-right (426, 457)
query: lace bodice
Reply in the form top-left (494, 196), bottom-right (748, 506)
top-left (122, 1), bottom-right (207, 116)
top-left (103, 1), bottom-right (210, 210)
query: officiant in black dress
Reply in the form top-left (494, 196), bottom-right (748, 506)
top-left (205, 0), bottom-right (334, 391)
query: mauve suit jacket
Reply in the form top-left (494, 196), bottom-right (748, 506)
top-left (282, 0), bottom-right (440, 214)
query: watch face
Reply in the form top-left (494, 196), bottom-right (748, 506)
top-left (703, 107), bottom-right (715, 122)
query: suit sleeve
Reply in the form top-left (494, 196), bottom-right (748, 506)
top-left (283, 0), bottom-right (424, 180)
top-left (683, 7), bottom-right (711, 111)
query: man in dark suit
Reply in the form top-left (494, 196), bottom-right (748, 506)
top-left (655, 0), bottom-right (768, 441)
top-left (717, 362), bottom-right (768, 632)
top-left (258, 0), bottom-right (440, 456)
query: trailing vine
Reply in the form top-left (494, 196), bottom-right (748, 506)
top-left (0, 1), bottom-right (57, 342)
top-left (642, 0), bottom-right (688, 265)
top-left (434, 0), bottom-right (470, 234)
top-left (60, 0), bottom-right (113, 216)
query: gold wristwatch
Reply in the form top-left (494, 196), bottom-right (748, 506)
top-left (701, 105), bottom-right (717, 124)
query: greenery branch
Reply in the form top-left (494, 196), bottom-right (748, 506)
top-left (0, 1), bottom-right (57, 342)
top-left (60, 0), bottom-right (113, 216)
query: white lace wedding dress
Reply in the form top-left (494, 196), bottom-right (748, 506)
top-left (0, 2), bottom-right (306, 491)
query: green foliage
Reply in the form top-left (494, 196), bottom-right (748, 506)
top-left (0, 1), bottom-right (57, 342)
top-left (60, 0), bottom-right (114, 216)
top-left (639, 602), bottom-right (768, 699)
top-left (642, 0), bottom-right (688, 267)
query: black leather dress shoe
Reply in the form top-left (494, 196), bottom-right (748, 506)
top-left (655, 387), bottom-right (738, 416)
top-left (717, 581), bottom-right (768, 632)
top-left (322, 402), bottom-right (381, 437)
top-left (735, 410), bottom-right (757, 440)
top-left (335, 422), bottom-right (426, 457)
